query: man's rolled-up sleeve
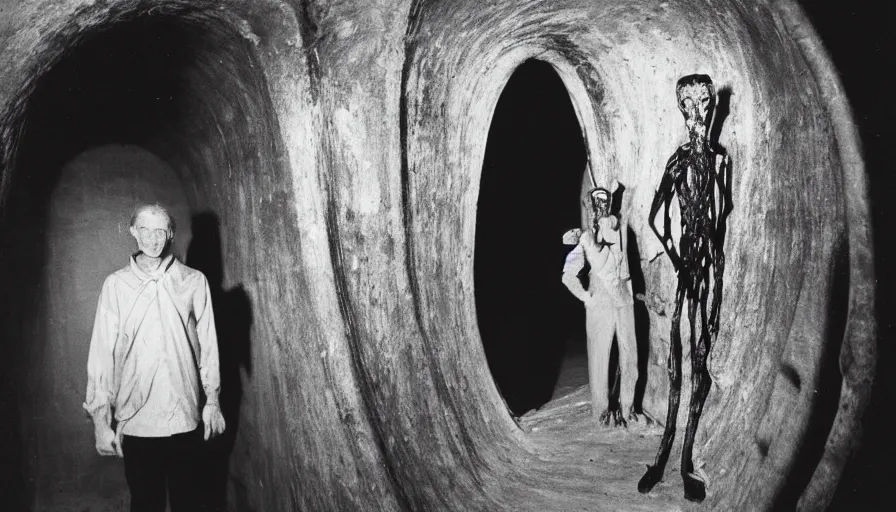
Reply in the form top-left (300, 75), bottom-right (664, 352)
top-left (84, 276), bottom-right (119, 422)
top-left (195, 275), bottom-right (221, 406)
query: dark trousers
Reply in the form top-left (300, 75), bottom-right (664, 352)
top-left (122, 429), bottom-right (205, 512)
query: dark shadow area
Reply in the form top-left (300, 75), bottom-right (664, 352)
top-left (771, 239), bottom-right (849, 511)
top-left (0, 374), bottom-right (24, 510)
top-left (627, 226), bottom-right (651, 411)
top-left (474, 59), bottom-right (587, 416)
top-left (186, 212), bottom-right (253, 512)
top-left (799, 1), bottom-right (893, 510)
top-left (709, 87), bottom-right (731, 150)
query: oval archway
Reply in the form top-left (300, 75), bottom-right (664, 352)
top-left (474, 59), bottom-right (587, 417)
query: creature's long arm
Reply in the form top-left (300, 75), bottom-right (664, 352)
top-left (709, 152), bottom-right (732, 334)
top-left (649, 152), bottom-right (682, 271)
top-left (717, 152), bottom-right (733, 238)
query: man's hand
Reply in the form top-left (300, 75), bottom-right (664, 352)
top-left (94, 424), bottom-right (122, 457)
top-left (203, 403), bottom-right (226, 440)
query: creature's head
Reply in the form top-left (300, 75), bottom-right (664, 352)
top-left (589, 187), bottom-right (611, 223)
top-left (129, 203), bottom-right (175, 258)
top-left (676, 74), bottom-right (715, 141)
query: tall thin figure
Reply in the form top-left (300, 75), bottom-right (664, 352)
top-left (638, 74), bottom-right (732, 502)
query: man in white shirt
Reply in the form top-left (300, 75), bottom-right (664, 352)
top-left (562, 185), bottom-right (641, 427)
top-left (83, 203), bottom-right (226, 511)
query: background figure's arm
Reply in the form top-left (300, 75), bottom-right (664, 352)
top-left (649, 153), bottom-right (682, 270)
top-left (83, 276), bottom-right (119, 432)
top-left (195, 275), bottom-right (221, 407)
top-left (561, 243), bottom-right (589, 303)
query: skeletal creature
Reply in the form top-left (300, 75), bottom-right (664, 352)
top-left (638, 74), bottom-right (732, 502)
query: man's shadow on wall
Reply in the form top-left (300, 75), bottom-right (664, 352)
top-left (186, 212), bottom-right (253, 512)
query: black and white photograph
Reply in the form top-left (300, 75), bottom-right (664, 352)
top-left (0, 0), bottom-right (891, 510)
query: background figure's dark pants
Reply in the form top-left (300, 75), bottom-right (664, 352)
top-left (123, 429), bottom-right (204, 512)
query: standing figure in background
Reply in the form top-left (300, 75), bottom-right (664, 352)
top-left (639, 74), bottom-right (732, 502)
top-left (83, 203), bottom-right (226, 512)
top-left (562, 183), bottom-right (643, 427)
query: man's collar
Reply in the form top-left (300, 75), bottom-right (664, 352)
top-left (129, 252), bottom-right (175, 281)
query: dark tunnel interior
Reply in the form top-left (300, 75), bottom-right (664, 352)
top-left (474, 59), bottom-right (587, 417)
top-left (0, 12), bottom-right (264, 508)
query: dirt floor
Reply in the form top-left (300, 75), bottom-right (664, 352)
top-left (505, 340), bottom-right (696, 512)
top-left (47, 341), bottom-right (692, 512)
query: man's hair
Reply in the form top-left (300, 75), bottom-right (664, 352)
top-left (130, 203), bottom-right (176, 234)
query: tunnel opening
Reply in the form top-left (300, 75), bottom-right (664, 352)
top-left (474, 59), bottom-right (587, 417)
top-left (0, 9), bottom-right (277, 509)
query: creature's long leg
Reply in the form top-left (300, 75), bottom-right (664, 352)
top-left (681, 278), bottom-right (713, 502)
top-left (638, 282), bottom-right (686, 494)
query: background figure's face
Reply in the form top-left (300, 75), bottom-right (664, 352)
top-left (590, 192), bottom-right (610, 221)
top-left (130, 211), bottom-right (172, 258)
top-left (678, 82), bottom-right (713, 140)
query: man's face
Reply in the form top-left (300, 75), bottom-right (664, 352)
top-left (678, 82), bottom-right (712, 138)
top-left (590, 192), bottom-right (610, 219)
top-left (129, 211), bottom-right (172, 258)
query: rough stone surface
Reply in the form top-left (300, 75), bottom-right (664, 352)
top-left (0, 0), bottom-right (875, 511)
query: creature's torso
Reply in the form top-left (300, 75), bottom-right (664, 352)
top-left (669, 144), bottom-right (727, 282)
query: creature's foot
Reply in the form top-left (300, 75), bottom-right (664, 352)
top-left (682, 471), bottom-right (706, 502)
top-left (627, 407), bottom-right (658, 427)
top-left (598, 407), bottom-right (628, 428)
top-left (598, 408), bottom-right (611, 426)
top-left (638, 464), bottom-right (663, 494)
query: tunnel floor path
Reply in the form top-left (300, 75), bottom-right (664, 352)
top-left (516, 386), bottom-right (689, 511)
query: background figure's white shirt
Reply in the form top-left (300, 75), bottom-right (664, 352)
top-left (83, 254), bottom-right (221, 438)
top-left (562, 216), bottom-right (633, 308)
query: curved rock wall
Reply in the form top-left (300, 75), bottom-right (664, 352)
top-left (0, 0), bottom-right (874, 511)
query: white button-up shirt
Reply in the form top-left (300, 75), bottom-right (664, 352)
top-left (562, 217), bottom-right (634, 309)
top-left (83, 254), bottom-right (220, 437)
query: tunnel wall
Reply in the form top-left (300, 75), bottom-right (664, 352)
top-left (0, 1), bottom-right (875, 511)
